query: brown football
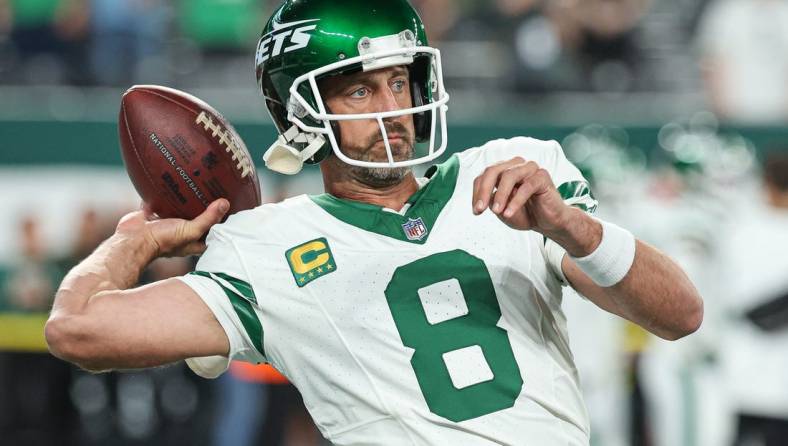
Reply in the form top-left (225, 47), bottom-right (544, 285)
top-left (118, 85), bottom-right (261, 220)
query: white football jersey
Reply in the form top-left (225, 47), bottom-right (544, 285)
top-left (179, 137), bottom-right (597, 446)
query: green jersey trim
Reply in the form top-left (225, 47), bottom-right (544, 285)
top-left (309, 155), bottom-right (460, 244)
top-left (212, 272), bottom-right (257, 305)
top-left (557, 180), bottom-right (598, 213)
top-left (189, 271), bottom-right (265, 357)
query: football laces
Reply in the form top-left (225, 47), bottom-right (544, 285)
top-left (195, 111), bottom-right (254, 178)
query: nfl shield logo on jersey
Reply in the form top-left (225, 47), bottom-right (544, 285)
top-left (402, 217), bottom-right (428, 241)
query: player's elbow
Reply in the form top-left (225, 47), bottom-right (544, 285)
top-left (661, 293), bottom-right (704, 341)
top-left (45, 315), bottom-right (108, 372)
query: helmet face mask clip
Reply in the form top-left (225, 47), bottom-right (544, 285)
top-left (256, 0), bottom-right (450, 175)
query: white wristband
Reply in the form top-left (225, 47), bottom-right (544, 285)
top-left (569, 218), bottom-right (636, 287)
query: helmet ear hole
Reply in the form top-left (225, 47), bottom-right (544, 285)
top-left (301, 105), bottom-right (339, 165)
top-left (409, 56), bottom-right (432, 143)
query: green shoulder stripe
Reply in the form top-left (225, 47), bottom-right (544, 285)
top-left (189, 271), bottom-right (264, 356)
top-left (557, 181), bottom-right (598, 213)
top-left (213, 272), bottom-right (257, 305)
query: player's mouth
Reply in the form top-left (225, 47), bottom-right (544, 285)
top-left (377, 134), bottom-right (403, 143)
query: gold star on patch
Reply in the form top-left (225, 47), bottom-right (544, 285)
top-left (317, 267), bottom-right (324, 273)
top-left (308, 272), bottom-right (315, 278)
top-left (326, 264), bottom-right (334, 270)
top-left (299, 277), bottom-right (306, 283)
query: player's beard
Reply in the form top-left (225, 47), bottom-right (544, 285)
top-left (345, 121), bottom-right (415, 188)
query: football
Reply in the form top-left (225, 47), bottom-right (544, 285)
top-left (118, 85), bottom-right (261, 220)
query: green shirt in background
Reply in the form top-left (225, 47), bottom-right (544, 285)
top-left (179, 0), bottom-right (262, 50)
top-left (11, 0), bottom-right (61, 27)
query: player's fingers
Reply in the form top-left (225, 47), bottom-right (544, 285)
top-left (502, 169), bottom-right (551, 218)
top-left (185, 199), bottom-right (230, 239)
top-left (490, 161), bottom-right (539, 214)
top-left (501, 178), bottom-right (537, 219)
top-left (472, 157), bottom-right (525, 214)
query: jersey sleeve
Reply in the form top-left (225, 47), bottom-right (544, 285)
top-left (177, 223), bottom-right (267, 379)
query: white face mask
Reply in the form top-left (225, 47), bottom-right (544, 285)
top-left (263, 31), bottom-right (450, 175)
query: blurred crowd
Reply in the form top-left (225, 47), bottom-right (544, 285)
top-left (1, 0), bottom-right (788, 123)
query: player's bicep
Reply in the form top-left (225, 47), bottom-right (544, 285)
top-left (81, 278), bottom-right (230, 370)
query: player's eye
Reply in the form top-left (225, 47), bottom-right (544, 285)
top-left (350, 87), bottom-right (369, 98)
top-left (391, 79), bottom-right (407, 94)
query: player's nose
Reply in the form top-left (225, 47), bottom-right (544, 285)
top-left (375, 85), bottom-right (402, 113)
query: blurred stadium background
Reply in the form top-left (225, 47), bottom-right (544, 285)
top-left (2, 0), bottom-right (788, 445)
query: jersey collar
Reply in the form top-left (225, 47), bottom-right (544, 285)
top-left (309, 155), bottom-right (460, 244)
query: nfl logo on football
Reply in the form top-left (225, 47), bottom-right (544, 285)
top-left (402, 217), bottom-right (428, 241)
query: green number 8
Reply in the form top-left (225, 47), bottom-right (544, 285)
top-left (384, 250), bottom-right (524, 422)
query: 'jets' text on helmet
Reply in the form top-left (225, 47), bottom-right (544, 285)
top-left (256, 0), bottom-right (450, 174)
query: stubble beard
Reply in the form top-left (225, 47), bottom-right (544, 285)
top-left (345, 123), bottom-right (415, 188)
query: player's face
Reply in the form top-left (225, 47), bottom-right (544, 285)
top-left (320, 66), bottom-right (416, 183)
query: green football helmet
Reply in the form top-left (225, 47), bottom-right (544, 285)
top-left (255, 0), bottom-right (450, 174)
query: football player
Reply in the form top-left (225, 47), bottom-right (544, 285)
top-left (45, 1), bottom-right (702, 444)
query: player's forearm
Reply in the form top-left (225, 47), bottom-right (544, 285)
top-left (51, 233), bottom-right (155, 317)
top-left (47, 233), bottom-right (156, 365)
top-left (564, 240), bottom-right (704, 340)
top-left (550, 209), bottom-right (703, 340)
top-left (611, 241), bottom-right (702, 339)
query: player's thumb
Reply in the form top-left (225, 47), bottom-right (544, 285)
top-left (187, 199), bottom-right (230, 238)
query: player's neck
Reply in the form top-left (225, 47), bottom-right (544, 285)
top-left (321, 163), bottom-right (420, 212)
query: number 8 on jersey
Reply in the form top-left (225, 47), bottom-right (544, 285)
top-left (384, 250), bottom-right (524, 422)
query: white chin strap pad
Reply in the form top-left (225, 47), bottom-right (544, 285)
top-left (263, 139), bottom-right (304, 175)
top-left (263, 127), bottom-right (326, 175)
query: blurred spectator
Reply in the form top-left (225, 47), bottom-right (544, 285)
top-left (178, 0), bottom-right (262, 53)
top-left (719, 151), bottom-right (788, 446)
top-left (211, 365), bottom-right (270, 446)
top-left (213, 362), bottom-right (324, 446)
top-left (439, 0), bottom-right (650, 94)
top-left (697, 0), bottom-right (788, 123)
top-left (51, 207), bottom-right (112, 285)
top-left (0, 0), bottom-right (90, 84)
top-left (411, 0), bottom-right (461, 44)
top-left (0, 214), bottom-right (78, 446)
top-left (89, 0), bottom-right (169, 86)
top-left (546, 0), bottom-right (650, 93)
top-left (172, 0), bottom-right (265, 90)
top-left (5, 215), bottom-right (56, 311)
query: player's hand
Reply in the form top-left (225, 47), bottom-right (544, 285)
top-left (472, 157), bottom-right (571, 234)
top-left (115, 199), bottom-right (230, 258)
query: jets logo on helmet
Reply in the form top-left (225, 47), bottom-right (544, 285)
top-left (255, 19), bottom-right (320, 66)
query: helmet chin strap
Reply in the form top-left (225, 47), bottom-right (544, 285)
top-left (263, 125), bottom-right (326, 174)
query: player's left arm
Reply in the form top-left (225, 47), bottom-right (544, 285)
top-left (472, 157), bottom-right (703, 340)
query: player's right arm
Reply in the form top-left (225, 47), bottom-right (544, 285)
top-left (45, 199), bottom-right (231, 372)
